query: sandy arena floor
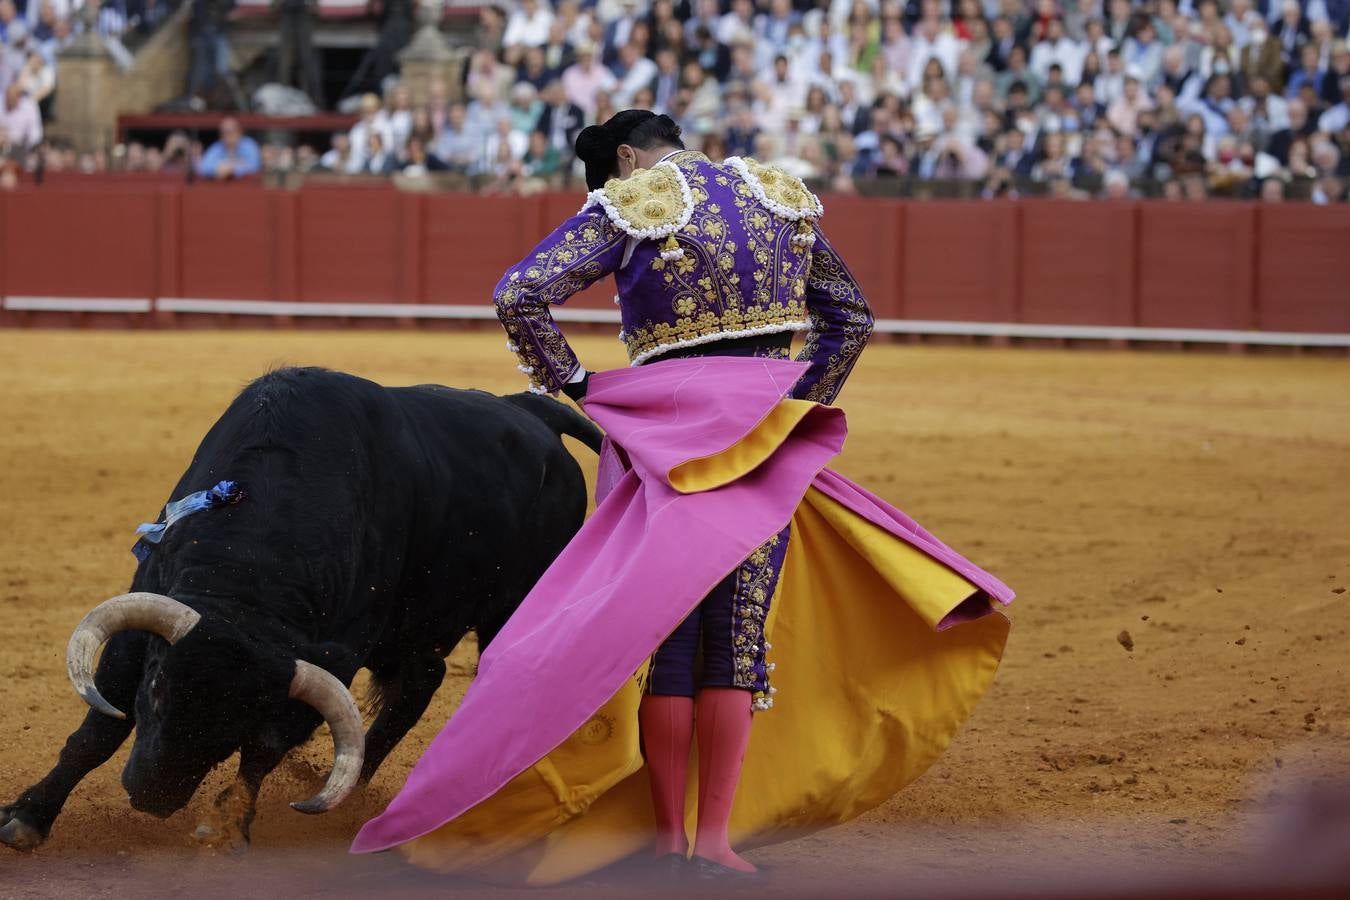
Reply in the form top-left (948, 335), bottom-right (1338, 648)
top-left (0, 331), bottom-right (1347, 898)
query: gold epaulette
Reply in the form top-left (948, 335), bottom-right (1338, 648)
top-left (583, 162), bottom-right (693, 241)
top-left (725, 157), bottom-right (824, 221)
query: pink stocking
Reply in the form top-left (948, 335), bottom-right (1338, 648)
top-left (639, 694), bottom-right (694, 857)
top-left (692, 687), bottom-right (756, 873)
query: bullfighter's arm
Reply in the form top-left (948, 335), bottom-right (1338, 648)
top-left (493, 207), bottom-right (627, 395)
top-left (791, 223), bottom-right (875, 405)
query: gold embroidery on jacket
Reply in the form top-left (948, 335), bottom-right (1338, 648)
top-left (496, 210), bottom-right (624, 391)
top-left (621, 156), bottom-right (814, 363)
top-left (795, 237), bottom-right (873, 404)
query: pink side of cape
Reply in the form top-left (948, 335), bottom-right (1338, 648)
top-left (350, 357), bottom-right (1011, 853)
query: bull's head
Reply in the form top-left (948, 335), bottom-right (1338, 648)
top-left (65, 593), bottom-right (363, 818)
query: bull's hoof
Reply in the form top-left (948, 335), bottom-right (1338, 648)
top-left (192, 821), bottom-right (250, 855)
top-left (0, 811), bottom-right (45, 852)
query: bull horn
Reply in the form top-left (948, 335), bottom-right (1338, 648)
top-left (287, 660), bottom-right (364, 814)
top-left (66, 592), bottom-right (202, 720)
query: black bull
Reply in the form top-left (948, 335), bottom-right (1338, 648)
top-left (0, 368), bottom-right (601, 851)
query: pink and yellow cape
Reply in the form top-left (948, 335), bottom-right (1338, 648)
top-left (350, 356), bottom-right (1013, 884)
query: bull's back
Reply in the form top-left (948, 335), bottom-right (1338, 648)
top-left (388, 384), bottom-right (588, 525)
top-left (377, 384), bottom-right (591, 646)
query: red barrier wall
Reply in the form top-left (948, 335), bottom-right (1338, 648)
top-left (1020, 202), bottom-right (1137, 326)
top-left (1254, 205), bottom-right (1350, 333)
top-left (177, 186), bottom-right (279, 300)
top-left (3, 188), bottom-right (160, 299)
top-left (2, 185), bottom-right (1347, 335)
top-left (1137, 203), bottom-right (1258, 330)
top-left (902, 202), bottom-right (1019, 322)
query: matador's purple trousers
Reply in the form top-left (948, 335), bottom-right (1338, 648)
top-left (647, 524), bottom-right (790, 700)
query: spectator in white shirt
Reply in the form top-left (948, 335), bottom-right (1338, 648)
top-left (759, 54), bottom-right (805, 125)
top-left (1096, 48), bottom-right (1127, 107)
top-left (717, 0), bottom-right (755, 46)
top-left (346, 93), bottom-right (395, 174)
top-left (1241, 75), bottom-right (1291, 134)
top-left (1224, 0), bottom-right (1260, 49)
top-left (503, 0), bottom-right (555, 51)
top-left (911, 57), bottom-right (951, 137)
top-left (802, 15), bottom-right (849, 73)
top-left (556, 0), bottom-right (592, 48)
top-left (384, 83), bottom-right (415, 154)
top-left (0, 80), bottom-right (40, 150)
top-left (1030, 18), bottom-right (1086, 87)
top-left (1121, 19), bottom-right (1164, 87)
top-left (480, 115), bottom-right (528, 179)
top-left (611, 40), bottom-right (656, 107)
top-left (907, 16), bottom-right (960, 95)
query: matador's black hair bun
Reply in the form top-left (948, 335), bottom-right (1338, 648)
top-left (575, 109), bottom-right (684, 191)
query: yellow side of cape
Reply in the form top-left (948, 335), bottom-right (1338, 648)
top-left (400, 404), bottom-right (1010, 885)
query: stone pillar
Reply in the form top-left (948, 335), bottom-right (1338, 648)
top-left (397, 0), bottom-right (470, 104)
top-left (52, 7), bottom-right (116, 151)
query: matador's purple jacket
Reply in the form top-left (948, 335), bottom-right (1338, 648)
top-left (494, 151), bottom-right (874, 402)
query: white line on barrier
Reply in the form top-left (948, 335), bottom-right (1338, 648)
top-left (3, 296), bottom-right (153, 313)
top-left (156, 297), bottom-right (625, 323)
top-left (4, 297), bottom-right (1346, 346)
top-left (157, 298), bottom-right (499, 319)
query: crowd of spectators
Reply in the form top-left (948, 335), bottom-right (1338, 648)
top-left (257, 0), bottom-right (1350, 201)
top-left (460, 0), bottom-right (1350, 200)
top-left (1, 0), bottom-right (182, 155)
top-left (5, 0), bottom-right (1350, 202)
